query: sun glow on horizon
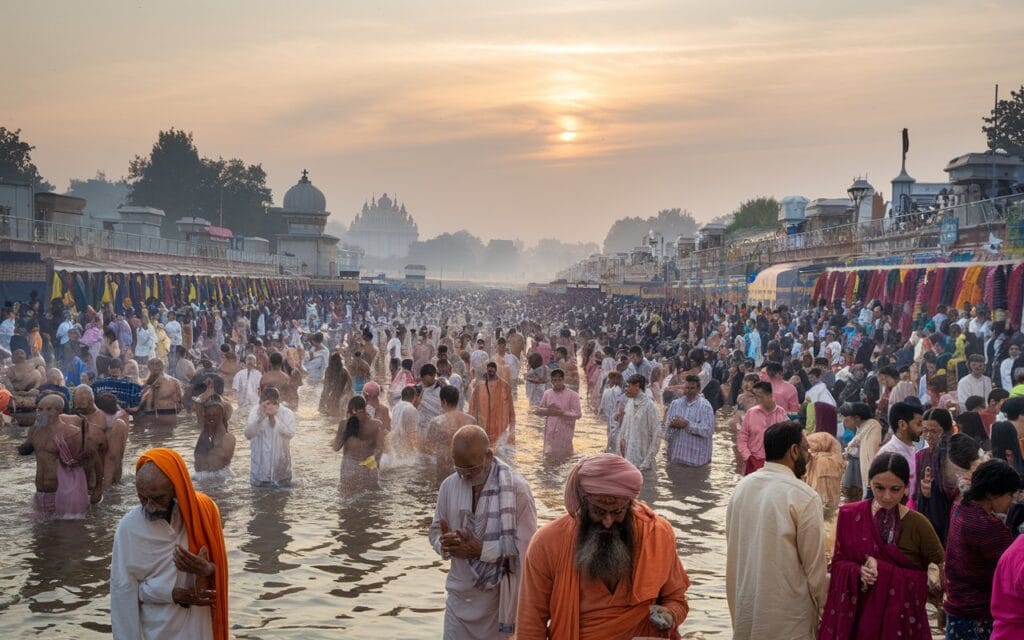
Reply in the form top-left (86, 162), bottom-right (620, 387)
top-left (556, 115), bottom-right (580, 144)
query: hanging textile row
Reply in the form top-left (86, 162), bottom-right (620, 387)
top-left (48, 270), bottom-right (312, 314)
top-left (810, 263), bottom-right (1024, 330)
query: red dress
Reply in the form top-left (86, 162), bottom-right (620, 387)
top-left (818, 500), bottom-right (938, 640)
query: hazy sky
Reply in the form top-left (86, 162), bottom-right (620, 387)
top-left (4, 1), bottom-right (1022, 245)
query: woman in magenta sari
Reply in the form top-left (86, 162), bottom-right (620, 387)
top-left (819, 452), bottom-right (945, 640)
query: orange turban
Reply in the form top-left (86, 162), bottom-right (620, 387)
top-left (564, 453), bottom-right (643, 514)
top-left (136, 448), bottom-right (229, 640)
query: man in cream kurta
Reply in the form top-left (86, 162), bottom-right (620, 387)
top-left (726, 422), bottom-right (827, 640)
top-left (110, 503), bottom-right (213, 639)
top-left (429, 426), bottom-right (537, 639)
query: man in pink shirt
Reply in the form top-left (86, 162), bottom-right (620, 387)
top-left (535, 368), bottom-right (582, 459)
top-left (765, 362), bottom-right (799, 413)
top-left (532, 334), bottom-right (553, 366)
top-left (738, 381), bottom-right (789, 474)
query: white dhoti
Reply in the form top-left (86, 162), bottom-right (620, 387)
top-left (443, 587), bottom-right (502, 639)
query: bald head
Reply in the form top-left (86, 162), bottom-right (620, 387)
top-left (452, 424), bottom-right (490, 455)
top-left (451, 425), bottom-right (493, 482)
top-left (37, 394), bottom-right (65, 415)
top-left (73, 384), bottom-right (95, 411)
top-left (38, 395), bottom-right (64, 409)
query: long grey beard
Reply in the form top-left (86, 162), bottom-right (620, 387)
top-left (574, 521), bottom-right (633, 585)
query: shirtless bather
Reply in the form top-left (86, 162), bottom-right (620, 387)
top-left (18, 395), bottom-right (94, 518)
top-left (72, 385), bottom-right (110, 503)
top-left (194, 397), bottom-right (236, 475)
top-left (5, 349), bottom-right (42, 419)
top-left (138, 359), bottom-right (181, 426)
top-left (94, 392), bottom-right (129, 489)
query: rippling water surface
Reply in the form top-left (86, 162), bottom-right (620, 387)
top-left (0, 376), bottom-right (741, 638)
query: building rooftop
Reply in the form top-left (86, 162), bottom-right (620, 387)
top-left (117, 205), bottom-right (166, 217)
top-left (281, 169), bottom-right (327, 213)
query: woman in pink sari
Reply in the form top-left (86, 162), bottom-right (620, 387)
top-left (819, 452), bottom-right (945, 640)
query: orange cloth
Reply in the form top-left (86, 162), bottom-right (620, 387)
top-left (469, 377), bottom-right (515, 444)
top-left (517, 503), bottom-right (690, 640)
top-left (28, 329), bottom-right (42, 356)
top-left (136, 448), bottom-right (229, 640)
top-left (0, 388), bottom-right (12, 415)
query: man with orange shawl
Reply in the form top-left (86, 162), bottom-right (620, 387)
top-left (517, 453), bottom-right (690, 639)
top-left (110, 448), bottom-right (228, 640)
top-left (470, 362), bottom-right (516, 445)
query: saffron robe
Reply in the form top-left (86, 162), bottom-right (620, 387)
top-left (516, 503), bottom-right (690, 640)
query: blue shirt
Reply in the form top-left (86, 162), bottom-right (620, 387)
top-left (65, 358), bottom-right (88, 386)
top-left (92, 377), bottom-right (143, 409)
top-left (664, 395), bottom-right (716, 466)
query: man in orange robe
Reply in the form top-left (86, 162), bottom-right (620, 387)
top-left (469, 362), bottom-right (516, 445)
top-left (517, 453), bottom-right (690, 639)
top-left (110, 448), bottom-right (229, 639)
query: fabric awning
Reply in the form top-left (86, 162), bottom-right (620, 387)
top-left (52, 256), bottom-right (277, 277)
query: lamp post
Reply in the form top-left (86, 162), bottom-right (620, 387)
top-left (848, 177), bottom-right (872, 226)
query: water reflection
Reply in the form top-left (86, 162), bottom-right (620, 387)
top-left (242, 490), bottom-right (296, 575)
top-left (0, 371), bottom-right (746, 638)
top-left (22, 520), bottom-right (102, 614)
top-left (324, 492), bottom-right (389, 596)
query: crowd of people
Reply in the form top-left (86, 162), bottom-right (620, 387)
top-left (4, 285), bottom-right (1024, 639)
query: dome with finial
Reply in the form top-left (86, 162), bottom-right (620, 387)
top-left (282, 169), bottom-right (327, 213)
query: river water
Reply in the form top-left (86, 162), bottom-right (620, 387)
top-left (0, 377), bottom-right (740, 638)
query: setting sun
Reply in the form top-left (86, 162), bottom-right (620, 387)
top-left (558, 130), bottom-right (577, 142)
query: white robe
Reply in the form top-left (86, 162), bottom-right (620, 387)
top-left (232, 368), bottom-right (262, 409)
top-left (110, 505), bottom-right (213, 640)
top-left (498, 353), bottom-right (520, 399)
top-left (135, 324), bottom-right (157, 359)
top-left (617, 393), bottom-right (662, 470)
top-left (390, 400), bottom-right (420, 452)
top-left (599, 386), bottom-right (625, 448)
top-left (305, 346), bottom-right (329, 384)
top-left (244, 404), bottom-right (297, 485)
top-left (428, 465), bottom-right (537, 639)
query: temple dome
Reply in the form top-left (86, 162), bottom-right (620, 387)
top-left (282, 169), bottom-right (327, 213)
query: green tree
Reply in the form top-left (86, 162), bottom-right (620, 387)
top-left (0, 127), bottom-right (54, 192)
top-left (198, 157), bottom-right (276, 239)
top-left (602, 208), bottom-right (697, 254)
top-left (407, 231), bottom-right (485, 272)
top-left (482, 238), bottom-right (520, 274)
top-left (128, 128), bottom-right (205, 237)
top-left (66, 171), bottom-right (129, 219)
top-left (128, 129), bottom-right (278, 240)
top-left (724, 197), bottom-right (780, 234)
top-left (984, 84), bottom-right (1024, 156)
top-left (523, 239), bottom-right (600, 280)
